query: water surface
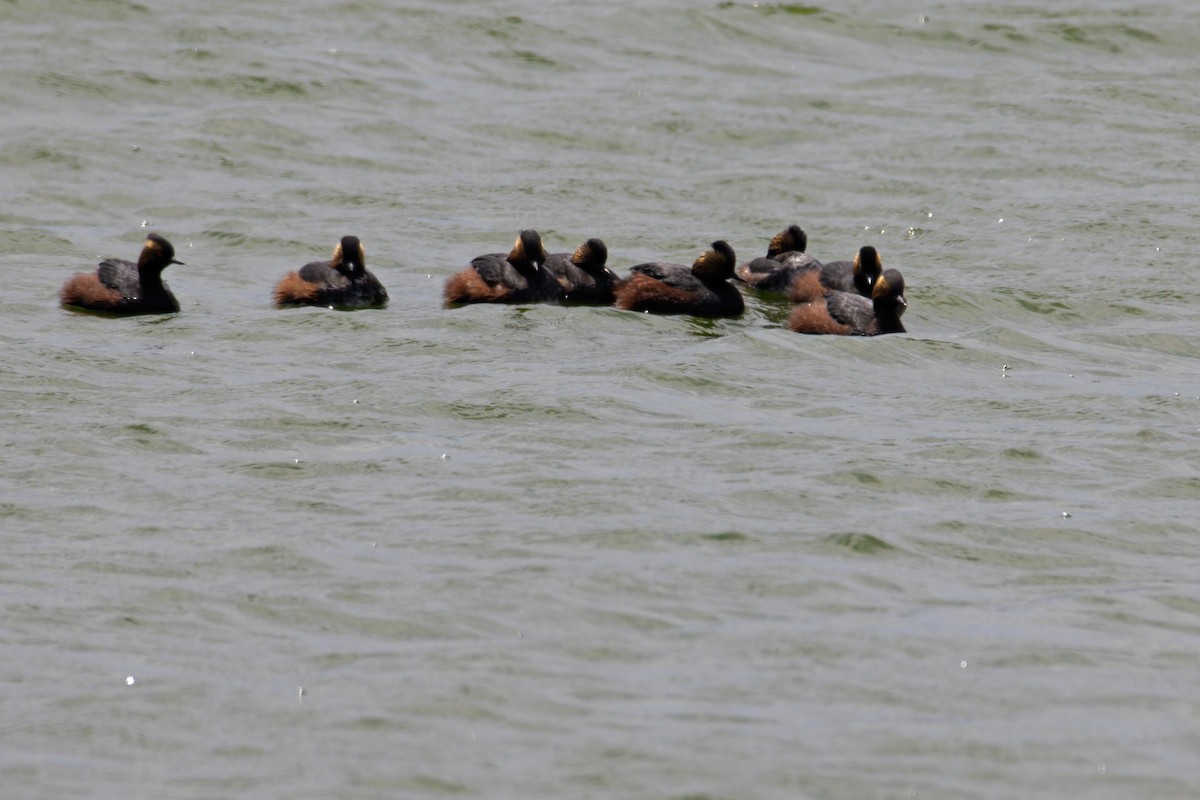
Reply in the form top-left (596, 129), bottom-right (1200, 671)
top-left (3, 2), bottom-right (1200, 798)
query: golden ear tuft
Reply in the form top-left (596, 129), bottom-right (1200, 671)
top-left (767, 230), bottom-right (792, 256)
top-left (768, 226), bottom-right (804, 257)
top-left (143, 238), bottom-right (160, 251)
top-left (692, 249), bottom-right (728, 279)
top-left (694, 241), bottom-right (735, 275)
top-left (331, 241), bottom-right (344, 265)
top-left (571, 242), bottom-right (590, 264)
top-left (768, 231), bottom-right (789, 255)
top-left (510, 231), bottom-right (544, 264)
top-left (856, 246), bottom-right (882, 270)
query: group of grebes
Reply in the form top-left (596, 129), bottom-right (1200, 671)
top-left (58, 225), bottom-right (907, 336)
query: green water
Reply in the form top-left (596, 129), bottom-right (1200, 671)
top-left (3, 2), bottom-right (1199, 798)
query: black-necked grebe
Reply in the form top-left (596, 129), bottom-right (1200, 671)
top-left (735, 224), bottom-right (824, 292)
top-left (614, 240), bottom-right (743, 317)
top-left (60, 233), bottom-right (183, 315)
top-left (787, 267), bottom-right (907, 336)
top-left (813, 245), bottom-right (883, 297)
top-left (273, 235), bottom-right (387, 309)
top-left (443, 230), bottom-right (560, 305)
top-left (545, 238), bottom-right (615, 305)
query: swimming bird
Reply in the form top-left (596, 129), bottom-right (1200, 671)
top-left (734, 224), bottom-right (824, 292)
top-left (273, 235), bottom-right (387, 309)
top-left (60, 233), bottom-right (184, 315)
top-left (545, 238), bottom-right (616, 304)
top-left (814, 245), bottom-right (884, 297)
top-left (736, 222), bottom-right (882, 299)
top-left (614, 240), bottom-right (743, 317)
top-left (443, 229), bottom-right (561, 305)
top-left (787, 267), bottom-right (907, 336)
